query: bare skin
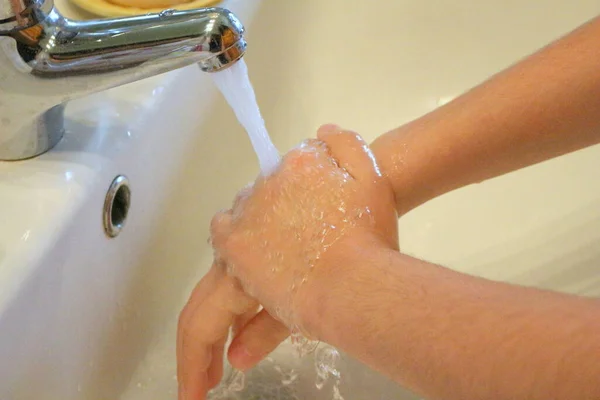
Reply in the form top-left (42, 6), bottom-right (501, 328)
top-left (177, 15), bottom-right (600, 400)
top-left (372, 15), bottom-right (600, 216)
top-left (177, 127), bottom-right (398, 399)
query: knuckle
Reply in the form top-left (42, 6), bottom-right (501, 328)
top-left (233, 184), bottom-right (253, 208)
top-left (180, 316), bottom-right (201, 346)
top-left (209, 211), bottom-right (229, 239)
top-left (285, 141), bottom-right (328, 166)
top-left (284, 147), bottom-right (305, 163)
top-left (337, 130), bottom-right (365, 146)
top-left (209, 213), bottom-right (221, 235)
top-left (177, 306), bottom-right (191, 331)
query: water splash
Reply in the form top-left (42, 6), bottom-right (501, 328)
top-left (225, 369), bottom-right (246, 392)
top-left (315, 345), bottom-right (341, 388)
top-left (211, 59), bottom-right (280, 175)
top-left (290, 329), bottom-right (319, 358)
top-left (315, 345), bottom-right (345, 399)
top-left (208, 369), bottom-right (245, 399)
top-left (208, 360), bottom-right (300, 400)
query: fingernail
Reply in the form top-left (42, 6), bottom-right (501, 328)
top-left (318, 124), bottom-right (341, 135)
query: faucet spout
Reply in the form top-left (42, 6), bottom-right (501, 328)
top-left (0, 1), bottom-right (246, 160)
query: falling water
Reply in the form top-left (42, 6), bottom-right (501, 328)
top-left (210, 59), bottom-right (281, 176)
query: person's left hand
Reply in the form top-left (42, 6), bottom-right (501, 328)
top-left (176, 263), bottom-right (253, 400)
top-left (177, 189), bottom-right (293, 399)
top-left (176, 192), bottom-right (291, 400)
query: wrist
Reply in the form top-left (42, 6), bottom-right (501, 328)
top-left (370, 125), bottom-right (428, 216)
top-left (370, 113), bottom-right (465, 216)
top-left (294, 231), bottom-right (398, 343)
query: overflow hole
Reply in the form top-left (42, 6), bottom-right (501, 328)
top-left (103, 175), bottom-right (131, 238)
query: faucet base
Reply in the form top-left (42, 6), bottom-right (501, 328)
top-left (0, 105), bottom-right (65, 161)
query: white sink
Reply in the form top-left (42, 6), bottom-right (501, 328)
top-left (1, 1), bottom-right (600, 399)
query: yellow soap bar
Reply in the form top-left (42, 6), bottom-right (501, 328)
top-left (107, 0), bottom-right (193, 9)
top-left (68, 0), bottom-right (220, 17)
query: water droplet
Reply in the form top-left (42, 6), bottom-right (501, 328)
top-left (333, 383), bottom-right (345, 400)
top-left (225, 369), bottom-right (246, 392)
top-left (158, 8), bottom-right (175, 17)
top-left (315, 373), bottom-right (326, 390)
top-left (290, 330), bottom-right (319, 357)
top-left (314, 344), bottom-right (342, 395)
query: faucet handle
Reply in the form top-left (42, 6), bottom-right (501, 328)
top-left (0, 0), bottom-right (53, 33)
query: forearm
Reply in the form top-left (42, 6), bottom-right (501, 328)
top-left (304, 237), bottom-right (600, 400)
top-left (371, 16), bottom-right (600, 215)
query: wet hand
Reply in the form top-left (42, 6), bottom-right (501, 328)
top-left (215, 125), bottom-right (398, 358)
top-left (177, 264), bottom-right (259, 400)
top-left (177, 125), bottom-right (398, 399)
top-left (213, 125), bottom-right (398, 326)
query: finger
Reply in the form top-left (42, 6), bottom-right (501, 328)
top-left (317, 124), bottom-right (382, 182)
top-left (233, 304), bottom-right (261, 336)
top-left (178, 276), bottom-right (255, 400)
top-left (227, 309), bottom-right (290, 371)
top-left (177, 265), bottom-right (223, 389)
top-left (177, 268), bottom-right (220, 400)
top-left (184, 266), bottom-right (224, 309)
top-left (209, 211), bottom-right (233, 251)
top-left (232, 183), bottom-right (253, 211)
top-left (207, 337), bottom-right (227, 390)
top-left (207, 304), bottom-right (260, 389)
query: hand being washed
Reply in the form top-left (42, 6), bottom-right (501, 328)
top-left (177, 125), bottom-right (398, 399)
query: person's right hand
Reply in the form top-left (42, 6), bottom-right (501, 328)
top-left (211, 125), bottom-right (399, 368)
top-left (178, 125), bottom-right (399, 399)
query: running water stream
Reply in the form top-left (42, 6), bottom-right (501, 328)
top-left (207, 59), bottom-right (345, 399)
top-left (210, 59), bottom-right (280, 176)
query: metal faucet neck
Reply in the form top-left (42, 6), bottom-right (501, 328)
top-left (0, 5), bottom-right (246, 160)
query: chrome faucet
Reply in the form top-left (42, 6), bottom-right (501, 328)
top-left (0, 0), bottom-right (246, 160)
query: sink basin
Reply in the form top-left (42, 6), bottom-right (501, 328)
top-left (2, 1), bottom-right (600, 399)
